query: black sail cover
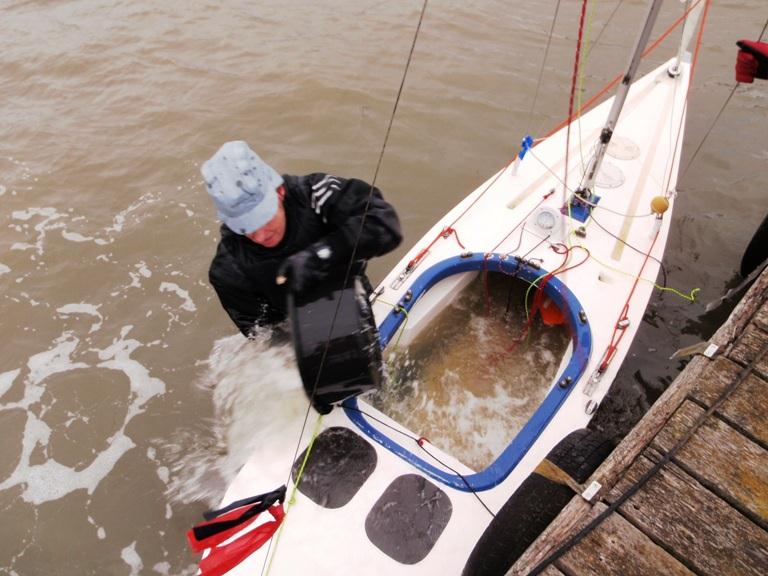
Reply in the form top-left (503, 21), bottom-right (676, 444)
top-left (288, 275), bottom-right (383, 413)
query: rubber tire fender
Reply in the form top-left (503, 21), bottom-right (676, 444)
top-left (461, 428), bottom-right (615, 576)
top-left (740, 213), bottom-right (768, 278)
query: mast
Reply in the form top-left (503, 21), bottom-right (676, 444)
top-left (577, 0), bottom-right (665, 199)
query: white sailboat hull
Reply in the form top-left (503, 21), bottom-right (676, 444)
top-left (209, 57), bottom-right (691, 575)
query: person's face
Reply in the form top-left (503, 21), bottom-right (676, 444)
top-left (245, 187), bottom-right (286, 248)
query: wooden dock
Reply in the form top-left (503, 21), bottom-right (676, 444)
top-left (509, 268), bottom-right (768, 576)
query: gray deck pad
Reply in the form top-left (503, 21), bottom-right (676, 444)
top-left (292, 426), bottom-right (377, 509)
top-left (365, 474), bottom-right (453, 564)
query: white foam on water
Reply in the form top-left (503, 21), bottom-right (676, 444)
top-left (5, 191), bottom-right (161, 259)
top-left (10, 207), bottom-right (66, 255)
top-left (26, 432), bottom-right (135, 504)
top-left (0, 369), bottom-right (20, 398)
top-left (61, 230), bottom-right (93, 242)
top-left (121, 542), bottom-right (143, 576)
top-left (153, 561), bottom-right (171, 575)
top-left (97, 327), bottom-right (166, 412)
top-left (87, 516), bottom-right (107, 540)
top-left (128, 271), bottom-right (143, 289)
top-left (19, 292), bottom-right (42, 307)
top-left (11, 208), bottom-right (56, 221)
top-left (0, 328), bottom-right (166, 505)
top-left (56, 303), bottom-right (103, 334)
top-left (159, 282), bottom-right (196, 312)
top-left (178, 203), bottom-right (194, 218)
top-left (0, 263), bottom-right (10, 275)
top-left (106, 192), bottom-right (159, 234)
top-left (25, 334), bottom-right (88, 396)
top-left (137, 261), bottom-right (152, 278)
top-left (165, 330), bottom-right (306, 506)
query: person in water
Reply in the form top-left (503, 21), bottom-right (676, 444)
top-left (203, 141), bottom-right (402, 337)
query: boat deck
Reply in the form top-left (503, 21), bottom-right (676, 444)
top-left (509, 268), bottom-right (768, 576)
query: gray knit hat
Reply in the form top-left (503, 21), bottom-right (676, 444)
top-left (201, 141), bottom-right (284, 234)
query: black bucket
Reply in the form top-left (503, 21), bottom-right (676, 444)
top-left (287, 275), bottom-right (383, 414)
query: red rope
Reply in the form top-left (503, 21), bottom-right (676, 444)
top-left (481, 190), bottom-right (556, 313)
top-left (563, 0), bottom-right (590, 199)
top-left (403, 0), bottom-right (702, 295)
top-left (406, 226), bottom-right (465, 271)
top-left (599, 230), bottom-right (660, 372)
top-left (489, 244), bottom-right (591, 362)
top-left (663, 0), bottom-right (711, 195)
top-left (544, 0), bottom-right (705, 139)
top-left (599, 0), bottom-right (710, 374)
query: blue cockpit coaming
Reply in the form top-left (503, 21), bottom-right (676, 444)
top-left (344, 253), bottom-right (592, 492)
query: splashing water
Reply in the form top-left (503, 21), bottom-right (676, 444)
top-left (166, 275), bottom-right (570, 502)
top-left (370, 274), bottom-right (570, 470)
top-left (165, 328), bottom-right (307, 506)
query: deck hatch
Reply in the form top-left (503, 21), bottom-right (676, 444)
top-left (346, 253), bottom-right (593, 491)
top-left (365, 474), bottom-right (452, 564)
top-left (291, 427), bottom-right (376, 508)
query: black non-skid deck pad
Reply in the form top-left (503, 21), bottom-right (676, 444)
top-left (291, 427), bottom-right (377, 509)
top-left (365, 474), bottom-right (453, 564)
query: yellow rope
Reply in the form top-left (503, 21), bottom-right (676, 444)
top-left (574, 240), bottom-right (700, 302)
top-left (524, 272), bottom-right (549, 322)
top-left (377, 298), bottom-right (410, 348)
top-left (577, 0), bottom-right (599, 171)
top-left (523, 237), bottom-right (698, 327)
top-left (264, 413), bottom-right (325, 575)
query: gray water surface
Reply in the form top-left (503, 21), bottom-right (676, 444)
top-left (1, 1), bottom-right (766, 574)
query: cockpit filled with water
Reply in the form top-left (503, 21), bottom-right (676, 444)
top-left (369, 272), bottom-right (570, 470)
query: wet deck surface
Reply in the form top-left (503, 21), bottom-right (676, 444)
top-left (510, 269), bottom-right (768, 575)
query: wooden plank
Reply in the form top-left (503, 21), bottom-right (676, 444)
top-left (690, 358), bottom-right (768, 447)
top-left (729, 324), bottom-right (768, 380)
top-left (607, 456), bottom-right (768, 576)
top-left (507, 498), bottom-right (595, 576)
top-left (713, 270), bottom-right (768, 349)
top-left (754, 299), bottom-right (768, 333)
top-left (690, 356), bottom-right (741, 405)
top-left (716, 372), bottom-right (768, 448)
top-left (508, 353), bottom-right (716, 576)
top-left (652, 400), bottom-right (768, 524)
top-left (556, 502), bottom-right (695, 576)
top-left (539, 565), bottom-right (566, 576)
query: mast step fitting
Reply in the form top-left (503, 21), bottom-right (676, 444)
top-left (563, 191), bottom-right (601, 223)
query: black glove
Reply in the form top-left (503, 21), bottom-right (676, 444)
top-left (277, 243), bottom-right (335, 295)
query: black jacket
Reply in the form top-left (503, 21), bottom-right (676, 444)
top-left (209, 173), bottom-right (402, 337)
